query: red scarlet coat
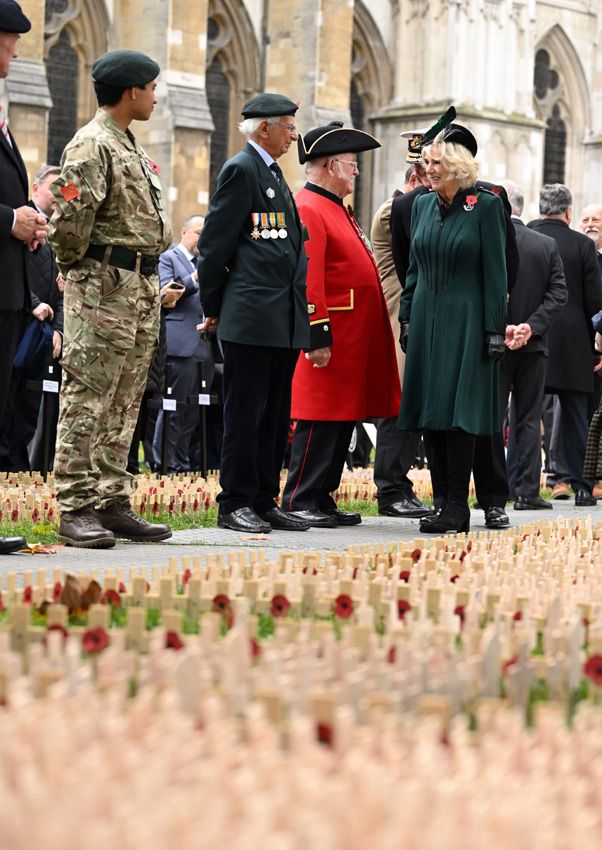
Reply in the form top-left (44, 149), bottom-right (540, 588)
top-left (291, 184), bottom-right (401, 420)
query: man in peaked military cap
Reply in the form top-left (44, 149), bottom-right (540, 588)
top-left (281, 122), bottom-right (400, 527)
top-left (197, 92), bottom-right (311, 534)
top-left (0, 0), bottom-right (49, 553)
top-left (49, 49), bottom-right (173, 548)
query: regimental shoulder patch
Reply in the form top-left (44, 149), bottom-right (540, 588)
top-left (60, 183), bottom-right (80, 202)
top-left (308, 303), bottom-right (316, 315)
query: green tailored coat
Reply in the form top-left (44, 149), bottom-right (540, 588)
top-left (397, 187), bottom-right (507, 436)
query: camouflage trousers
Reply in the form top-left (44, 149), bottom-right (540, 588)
top-left (55, 259), bottom-right (160, 512)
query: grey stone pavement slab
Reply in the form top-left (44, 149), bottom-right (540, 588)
top-left (0, 500), bottom-right (600, 581)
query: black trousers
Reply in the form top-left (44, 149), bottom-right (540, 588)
top-left (0, 310), bottom-right (26, 421)
top-left (553, 389), bottom-right (594, 493)
top-left (282, 419), bottom-right (355, 512)
top-left (218, 341), bottom-right (299, 515)
top-left (427, 429), bottom-right (475, 506)
top-left (425, 428), bottom-right (508, 508)
top-left (153, 356), bottom-right (200, 472)
top-left (373, 417), bottom-right (421, 507)
top-left (500, 350), bottom-right (546, 497)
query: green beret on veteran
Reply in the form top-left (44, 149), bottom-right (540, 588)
top-left (0, 0), bottom-right (31, 32)
top-left (297, 121), bottom-right (380, 164)
top-left (91, 49), bottom-right (160, 87)
top-left (241, 92), bottom-right (298, 118)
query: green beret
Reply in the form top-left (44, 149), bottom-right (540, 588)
top-left (241, 92), bottom-right (298, 119)
top-left (92, 49), bottom-right (160, 88)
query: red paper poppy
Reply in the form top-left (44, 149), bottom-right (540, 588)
top-left (465, 194), bottom-right (478, 206)
top-left (316, 722), bottom-right (333, 747)
top-left (31, 508), bottom-right (40, 523)
top-left (513, 611), bottom-right (523, 622)
top-left (466, 541), bottom-right (473, 552)
top-left (22, 586), bottom-right (33, 604)
top-left (46, 623), bottom-right (69, 643)
top-left (118, 581), bottom-right (127, 594)
top-left (458, 550), bottom-right (467, 562)
top-left (454, 604), bottom-right (466, 628)
top-left (101, 589), bottom-right (121, 608)
top-left (397, 599), bottom-right (412, 620)
top-left (165, 631), bottom-right (184, 650)
top-left (212, 594), bottom-right (231, 613)
top-left (46, 507), bottom-right (55, 521)
top-left (450, 574), bottom-right (460, 583)
top-left (182, 568), bottom-right (192, 586)
top-left (387, 646), bottom-right (396, 664)
top-left (270, 594), bottom-right (290, 618)
top-left (334, 594), bottom-right (353, 619)
top-left (250, 637), bottom-right (261, 659)
top-left (0, 591), bottom-right (5, 613)
top-left (303, 566), bottom-right (318, 576)
top-left (399, 569), bottom-right (411, 583)
top-left (149, 160), bottom-right (161, 174)
top-left (502, 655), bottom-right (518, 677)
top-left (82, 627), bottom-right (109, 654)
top-left (410, 548), bottom-right (421, 563)
top-left (52, 582), bottom-right (62, 602)
top-left (583, 654), bottom-right (602, 686)
top-left (11, 508), bottom-right (18, 522)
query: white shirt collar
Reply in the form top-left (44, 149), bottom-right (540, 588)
top-left (248, 138), bottom-right (276, 169)
top-left (177, 243), bottom-right (195, 262)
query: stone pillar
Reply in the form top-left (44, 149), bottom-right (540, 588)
top-left (114, 0), bottom-right (213, 225)
top-left (263, 0), bottom-right (355, 191)
top-left (4, 0), bottom-right (51, 181)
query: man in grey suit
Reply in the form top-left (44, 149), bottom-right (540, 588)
top-left (153, 215), bottom-right (210, 472)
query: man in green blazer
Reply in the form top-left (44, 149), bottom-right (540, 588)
top-left (198, 92), bottom-right (310, 533)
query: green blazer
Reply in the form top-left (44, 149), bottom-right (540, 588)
top-left (398, 187), bottom-right (507, 435)
top-left (198, 143), bottom-right (309, 349)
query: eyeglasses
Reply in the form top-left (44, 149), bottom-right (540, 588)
top-left (329, 158), bottom-right (359, 171)
top-left (275, 122), bottom-right (297, 132)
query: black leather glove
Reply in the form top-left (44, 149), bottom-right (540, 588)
top-left (485, 333), bottom-right (505, 361)
top-left (400, 320), bottom-right (409, 353)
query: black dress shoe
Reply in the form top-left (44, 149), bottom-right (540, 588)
top-left (217, 507), bottom-right (271, 533)
top-left (0, 536), bottom-right (25, 554)
top-left (259, 506), bottom-right (310, 531)
top-left (322, 508), bottom-right (362, 526)
top-left (575, 489), bottom-right (597, 507)
top-left (288, 509), bottom-right (337, 528)
top-left (484, 506), bottom-right (510, 529)
top-left (514, 496), bottom-right (553, 510)
top-left (379, 497), bottom-right (432, 518)
top-left (420, 504), bottom-right (470, 534)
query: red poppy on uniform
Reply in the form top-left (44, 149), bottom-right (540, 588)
top-left (60, 183), bottom-right (80, 202)
top-left (465, 194), bottom-right (478, 206)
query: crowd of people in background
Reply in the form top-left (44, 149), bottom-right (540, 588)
top-left (2, 0), bottom-right (602, 549)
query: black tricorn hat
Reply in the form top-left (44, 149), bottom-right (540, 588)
top-left (440, 123), bottom-right (478, 157)
top-left (298, 121), bottom-right (380, 164)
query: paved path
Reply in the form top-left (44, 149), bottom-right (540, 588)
top-left (1, 500), bottom-right (600, 581)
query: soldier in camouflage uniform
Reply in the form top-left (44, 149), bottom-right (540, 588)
top-left (49, 50), bottom-right (173, 548)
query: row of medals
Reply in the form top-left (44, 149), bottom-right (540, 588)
top-left (251, 212), bottom-right (288, 240)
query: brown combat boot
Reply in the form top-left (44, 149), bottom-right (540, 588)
top-left (59, 507), bottom-right (116, 549)
top-left (95, 500), bottom-right (172, 542)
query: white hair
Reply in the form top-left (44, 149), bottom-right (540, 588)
top-left (238, 116), bottom-right (278, 137)
top-left (304, 156), bottom-right (328, 177)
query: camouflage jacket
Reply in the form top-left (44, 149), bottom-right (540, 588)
top-left (49, 109), bottom-right (172, 271)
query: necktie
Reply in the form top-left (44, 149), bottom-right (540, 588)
top-left (270, 162), bottom-right (295, 216)
top-left (0, 103), bottom-right (12, 147)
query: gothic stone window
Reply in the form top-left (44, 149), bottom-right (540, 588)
top-left (349, 76), bottom-right (365, 225)
top-left (534, 49), bottom-right (566, 185)
top-left (206, 17), bottom-right (231, 196)
top-left (46, 27), bottom-right (79, 166)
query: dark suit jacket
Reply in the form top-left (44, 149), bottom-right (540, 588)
top-left (28, 238), bottom-right (64, 334)
top-left (197, 142), bottom-right (309, 349)
top-left (528, 217), bottom-right (602, 393)
top-left (0, 127), bottom-right (31, 311)
top-left (508, 219), bottom-right (566, 355)
top-left (390, 181), bottom-right (519, 293)
top-left (159, 245), bottom-right (208, 360)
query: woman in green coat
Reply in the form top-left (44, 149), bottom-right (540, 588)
top-left (398, 124), bottom-right (507, 533)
